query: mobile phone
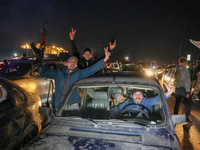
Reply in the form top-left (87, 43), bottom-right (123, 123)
top-left (110, 37), bottom-right (115, 45)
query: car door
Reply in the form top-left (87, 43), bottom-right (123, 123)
top-left (0, 84), bottom-right (26, 149)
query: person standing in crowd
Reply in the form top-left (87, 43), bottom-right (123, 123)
top-left (39, 47), bottom-right (111, 110)
top-left (69, 28), bottom-right (116, 69)
top-left (173, 57), bottom-right (192, 122)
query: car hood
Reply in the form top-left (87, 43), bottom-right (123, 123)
top-left (24, 117), bottom-right (180, 150)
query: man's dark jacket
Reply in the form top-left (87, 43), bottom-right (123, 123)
top-left (71, 40), bottom-right (113, 69)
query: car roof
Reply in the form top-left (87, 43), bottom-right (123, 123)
top-left (74, 72), bottom-right (160, 87)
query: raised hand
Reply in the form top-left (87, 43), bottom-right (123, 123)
top-left (104, 47), bottom-right (111, 62)
top-left (109, 40), bottom-right (116, 51)
top-left (163, 77), bottom-right (175, 96)
top-left (69, 28), bottom-right (76, 40)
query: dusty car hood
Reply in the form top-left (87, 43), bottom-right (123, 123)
top-left (24, 117), bottom-right (180, 150)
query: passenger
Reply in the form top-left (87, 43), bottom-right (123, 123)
top-left (69, 28), bottom-right (116, 69)
top-left (40, 48), bottom-right (111, 110)
top-left (109, 87), bottom-right (126, 106)
top-left (110, 82), bottom-right (175, 118)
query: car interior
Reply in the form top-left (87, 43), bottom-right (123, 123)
top-left (61, 85), bottom-right (165, 124)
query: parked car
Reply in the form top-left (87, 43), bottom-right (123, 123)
top-left (104, 62), bottom-right (121, 73)
top-left (0, 59), bottom-right (65, 103)
top-left (137, 61), bottom-right (158, 77)
top-left (24, 72), bottom-right (185, 150)
top-left (0, 77), bottom-right (43, 150)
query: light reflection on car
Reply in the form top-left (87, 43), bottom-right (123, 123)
top-left (0, 77), bottom-right (43, 150)
top-left (24, 72), bottom-right (185, 150)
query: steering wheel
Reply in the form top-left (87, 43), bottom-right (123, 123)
top-left (120, 103), bottom-right (150, 118)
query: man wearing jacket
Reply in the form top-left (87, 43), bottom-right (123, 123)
top-left (69, 28), bottom-right (116, 69)
top-left (174, 57), bottom-right (192, 122)
top-left (40, 47), bottom-right (110, 110)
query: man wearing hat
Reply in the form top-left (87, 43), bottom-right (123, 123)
top-left (174, 57), bottom-right (192, 122)
top-left (110, 82), bottom-right (175, 118)
top-left (40, 47), bottom-right (111, 110)
top-left (69, 28), bottom-right (116, 69)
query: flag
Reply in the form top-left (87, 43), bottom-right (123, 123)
top-left (189, 39), bottom-right (200, 49)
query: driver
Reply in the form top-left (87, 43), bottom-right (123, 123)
top-left (110, 82), bottom-right (175, 118)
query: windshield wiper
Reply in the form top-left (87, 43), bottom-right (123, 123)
top-left (122, 118), bottom-right (150, 126)
top-left (70, 116), bottom-right (100, 127)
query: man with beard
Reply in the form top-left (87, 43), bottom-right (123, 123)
top-left (110, 81), bottom-right (175, 118)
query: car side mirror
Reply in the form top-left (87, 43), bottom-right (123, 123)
top-left (39, 106), bottom-right (51, 116)
top-left (171, 115), bottom-right (186, 126)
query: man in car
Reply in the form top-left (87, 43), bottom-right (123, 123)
top-left (69, 28), bottom-right (116, 69)
top-left (40, 47), bottom-right (111, 110)
top-left (110, 82), bottom-right (175, 118)
top-left (109, 87), bottom-right (126, 106)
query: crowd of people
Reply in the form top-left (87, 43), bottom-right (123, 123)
top-left (1, 27), bottom-right (199, 124)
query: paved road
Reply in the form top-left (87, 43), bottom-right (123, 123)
top-left (166, 94), bottom-right (200, 150)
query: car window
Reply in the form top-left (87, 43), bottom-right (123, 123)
top-left (122, 65), bottom-right (141, 71)
top-left (0, 63), bottom-right (31, 76)
top-left (60, 85), bottom-right (165, 125)
top-left (137, 62), bottom-right (151, 69)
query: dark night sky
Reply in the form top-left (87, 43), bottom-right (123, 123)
top-left (1, 0), bottom-right (200, 64)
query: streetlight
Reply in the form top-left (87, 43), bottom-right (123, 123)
top-left (26, 44), bottom-right (29, 57)
top-left (20, 44), bottom-right (31, 57)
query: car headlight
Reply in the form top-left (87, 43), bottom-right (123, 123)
top-left (146, 70), bottom-right (153, 76)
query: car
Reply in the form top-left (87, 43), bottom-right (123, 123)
top-left (121, 63), bottom-right (142, 72)
top-left (137, 61), bottom-right (158, 77)
top-left (0, 77), bottom-right (44, 150)
top-left (24, 72), bottom-right (185, 150)
top-left (103, 62), bottom-right (121, 73)
top-left (0, 59), bottom-right (65, 103)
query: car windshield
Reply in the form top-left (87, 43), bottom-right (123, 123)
top-left (0, 62), bottom-right (31, 76)
top-left (137, 62), bottom-right (151, 68)
top-left (122, 65), bottom-right (141, 71)
top-left (59, 85), bottom-right (166, 125)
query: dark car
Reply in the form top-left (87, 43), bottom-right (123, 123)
top-left (0, 77), bottom-right (43, 150)
top-left (121, 63), bottom-right (142, 72)
top-left (24, 72), bottom-right (185, 150)
top-left (0, 59), bottom-right (65, 103)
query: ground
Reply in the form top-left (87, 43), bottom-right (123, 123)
top-left (166, 96), bottom-right (200, 150)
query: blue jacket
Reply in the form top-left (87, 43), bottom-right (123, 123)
top-left (40, 59), bottom-right (106, 109)
top-left (110, 93), bottom-right (169, 118)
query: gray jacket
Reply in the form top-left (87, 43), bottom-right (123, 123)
top-left (176, 66), bottom-right (191, 93)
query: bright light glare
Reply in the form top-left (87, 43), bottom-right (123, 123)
top-left (38, 101), bottom-right (42, 106)
top-left (146, 70), bottom-right (153, 76)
